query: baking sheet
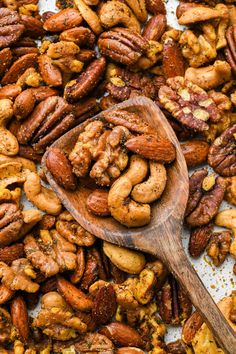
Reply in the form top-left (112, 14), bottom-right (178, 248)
top-left (37, 0), bottom-right (235, 343)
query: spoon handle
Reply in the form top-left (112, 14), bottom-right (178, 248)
top-left (152, 238), bottom-right (236, 353)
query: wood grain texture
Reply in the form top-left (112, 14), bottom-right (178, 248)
top-left (42, 96), bottom-right (236, 353)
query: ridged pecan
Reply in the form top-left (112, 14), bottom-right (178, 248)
top-left (64, 57), bottom-right (106, 102)
top-left (225, 25), bottom-right (236, 74)
top-left (0, 203), bottom-right (23, 248)
top-left (208, 124), bottom-right (236, 177)
top-left (59, 26), bottom-right (96, 47)
top-left (98, 28), bottom-right (148, 66)
top-left (0, 243), bottom-right (24, 264)
top-left (17, 96), bottom-right (75, 153)
top-left (185, 169), bottom-right (208, 217)
top-left (0, 8), bottom-right (24, 49)
top-left (159, 76), bottom-right (221, 132)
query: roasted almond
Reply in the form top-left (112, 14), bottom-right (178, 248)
top-left (181, 140), bottom-right (209, 168)
top-left (189, 224), bottom-right (213, 258)
top-left (57, 276), bottom-right (94, 311)
top-left (125, 134), bottom-right (176, 163)
top-left (116, 349), bottom-right (145, 354)
top-left (20, 15), bottom-right (45, 38)
top-left (145, 0), bottom-right (166, 14)
top-left (92, 284), bottom-right (117, 324)
top-left (0, 243), bottom-right (24, 264)
top-left (163, 39), bottom-right (185, 79)
top-left (143, 14), bottom-right (167, 41)
top-left (0, 284), bottom-right (14, 305)
top-left (0, 84), bottom-right (22, 100)
top-left (182, 311), bottom-right (203, 344)
top-left (0, 48), bottom-right (12, 78)
top-left (70, 248), bottom-right (86, 284)
top-left (46, 147), bottom-right (77, 191)
top-left (38, 54), bottom-right (62, 87)
top-left (99, 322), bottom-right (145, 348)
top-left (86, 189), bottom-right (110, 217)
top-left (11, 296), bottom-right (30, 343)
top-left (43, 8), bottom-right (83, 32)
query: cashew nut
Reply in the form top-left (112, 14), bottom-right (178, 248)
top-left (103, 241), bottom-right (146, 274)
top-left (24, 172), bottom-right (62, 215)
top-left (0, 99), bottom-right (19, 156)
top-left (0, 154), bottom-right (36, 172)
top-left (74, 0), bottom-right (103, 35)
top-left (132, 162), bottom-right (167, 203)
top-left (185, 60), bottom-right (232, 90)
top-left (124, 0), bottom-right (147, 23)
top-left (215, 209), bottom-right (236, 259)
top-left (19, 210), bottom-right (43, 237)
top-left (108, 155), bottom-right (150, 227)
top-left (98, 1), bottom-right (141, 33)
top-left (0, 162), bottom-right (26, 189)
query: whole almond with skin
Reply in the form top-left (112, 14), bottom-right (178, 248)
top-left (143, 14), bottom-right (167, 41)
top-left (163, 39), bottom-right (185, 79)
top-left (145, 0), bottom-right (166, 14)
top-left (11, 296), bottom-right (30, 342)
top-left (46, 148), bottom-right (77, 191)
top-left (182, 311), bottom-right (203, 344)
top-left (86, 189), bottom-right (110, 216)
top-left (57, 276), bottom-right (94, 311)
top-left (43, 8), bottom-right (82, 32)
top-left (92, 284), bottom-right (117, 324)
top-left (116, 349), bottom-right (145, 354)
top-left (0, 48), bottom-right (12, 78)
top-left (189, 224), bottom-right (213, 258)
top-left (38, 55), bottom-right (62, 87)
top-left (0, 284), bottom-right (14, 305)
top-left (181, 140), bottom-right (209, 168)
top-left (125, 135), bottom-right (176, 163)
top-left (20, 15), bottom-right (45, 38)
top-left (99, 322), bottom-right (145, 348)
top-left (0, 243), bottom-right (24, 264)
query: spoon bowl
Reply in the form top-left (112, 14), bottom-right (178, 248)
top-left (42, 96), bottom-right (236, 353)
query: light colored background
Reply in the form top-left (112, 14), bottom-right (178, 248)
top-left (36, 0), bottom-right (235, 343)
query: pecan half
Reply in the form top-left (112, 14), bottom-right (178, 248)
top-left (0, 203), bottom-right (23, 247)
top-left (98, 27), bottom-right (148, 65)
top-left (0, 8), bottom-right (24, 49)
top-left (207, 231), bottom-right (232, 266)
top-left (159, 76), bottom-right (221, 132)
top-left (0, 243), bottom-right (24, 264)
top-left (64, 57), bottom-right (106, 102)
top-left (185, 169), bottom-right (208, 217)
top-left (225, 25), bottom-right (236, 74)
top-left (189, 223), bottom-right (213, 257)
top-left (208, 124), bottom-right (236, 177)
top-left (60, 26), bottom-right (96, 47)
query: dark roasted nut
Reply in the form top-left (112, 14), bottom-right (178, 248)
top-left (100, 95), bottom-right (119, 110)
top-left (80, 250), bottom-right (99, 290)
top-left (46, 148), bottom-right (77, 191)
top-left (56, 0), bottom-right (74, 8)
top-left (43, 8), bottom-right (83, 32)
top-left (185, 169), bottom-right (208, 217)
top-left (86, 189), bottom-right (110, 217)
top-left (70, 247), bottom-right (85, 284)
top-left (0, 307), bottom-right (14, 343)
top-left (18, 145), bottom-right (42, 162)
top-left (64, 57), bottom-right (106, 102)
top-left (74, 333), bottom-right (114, 353)
top-left (72, 96), bottom-right (100, 123)
top-left (166, 340), bottom-right (188, 353)
top-left (225, 25), bottom-right (236, 74)
top-left (159, 76), bottom-right (221, 132)
top-left (0, 203), bottom-right (23, 247)
top-left (163, 39), bottom-right (185, 79)
top-left (13, 88), bottom-right (36, 120)
top-left (56, 219), bottom-right (95, 246)
top-left (207, 231), bottom-right (232, 266)
top-left (38, 215), bottom-right (56, 230)
top-left (230, 291), bottom-right (236, 323)
top-left (208, 124), bottom-right (236, 177)
top-left (38, 54), bottom-right (62, 87)
top-left (1, 53), bottom-right (38, 85)
top-left (77, 48), bottom-right (96, 63)
top-left (189, 224), bottom-right (213, 258)
top-left (20, 14), bottom-right (45, 38)
top-left (0, 48), bottom-right (12, 78)
top-left (116, 348), bottom-right (145, 354)
top-left (0, 8), bottom-right (24, 49)
top-left (125, 134), bottom-right (176, 163)
top-left (145, 0), bottom-right (166, 14)
top-left (57, 276), bottom-right (94, 311)
top-left (225, 176), bottom-right (236, 206)
top-left (98, 27), bottom-right (148, 65)
top-left (100, 322), bottom-right (145, 348)
top-left (186, 175), bottom-right (226, 227)
top-left (40, 276), bottom-right (57, 294)
top-left (143, 14), bottom-right (166, 41)
top-left (0, 284), bottom-right (14, 305)
top-left (60, 26), bottom-right (96, 47)
top-left (0, 243), bottom-right (24, 264)
top-left (181, 140), bottom-right (209, 168)
top-left (11, 296), bottom-right (29, 342)
top-left (0, 83), bottom-right (21, 100)
top-left (92, 284), bottom-right (117, 324)
top-left (182, 311), bottom-right (203, 344)
top-left (12, 46), bottom-right (39, 58)
top-left (159, 275), bottom-right (192, 325)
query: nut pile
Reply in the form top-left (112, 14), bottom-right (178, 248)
top-left (0, 0), bottom-right (234, 352)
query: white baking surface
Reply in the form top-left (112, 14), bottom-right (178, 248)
top-left (35, 0), bottom-right (235, 343)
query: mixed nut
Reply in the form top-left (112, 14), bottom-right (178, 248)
top-left (0, 0), bottom-right (234, 352)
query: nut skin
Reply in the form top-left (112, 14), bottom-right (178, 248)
top-left (0, 203), bottom-right (23, 248)
top-left (125, 135), bottom-right (176, 163)
top-left (0, 8), bottom-right (25, 49)
top-left (163, 39), bottom-right (185, 79)
top-left (181, 140), bottom-right (209, 168)
top-left (98, 27), bottom-right (148, 66)
top-left (189, 223), bottom-right (213, 258)
top-left (182, 311), bottom-right (203, 345)
top-left (142, 14), bottom-right (167, 41)
top-left (64, 57), bottom-right (106, 102)
top-left (59, 26), bottom-right (96, 48)
top-left (0, 48), bottom-right (12, 78)
top-left (166, 339), bottom-right (187, 354)
top-left (86, 189), bottom-right (110, 216)
top-left (46, 147), bottom-right (77, 191)
top-left (185, 169), bottom-right (208, 217)
top-left (11, 296), bottom-right (30, 342)
top-left (0, 284), bottom-right (14, 305)
top-left (0, 84), bottom-right (21, 100)
top-left (116, 349), bottom-right (145, 354)
top-left (18, 145), bottom-right (42, 162)
top-left (145, 0), bottom-right (166, 14)
top-left (20, 15), bottom-right (45, 39)
top-left (70, 247), bottom-right (85, 284)
top-left (43, 8), bottom-right (82, 32)
top-left (92, 284), bottom-right (117, 324)
top-left (0, 243), bottom-right (24, 264)
top-left (99, 322), bottom-right (145, 348)
top-left (38, 54), bottom-right (62, 87)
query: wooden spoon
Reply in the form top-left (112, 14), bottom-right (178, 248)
top-left (42, 96), bottom-right (236, 352)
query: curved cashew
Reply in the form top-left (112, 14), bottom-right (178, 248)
top-left (108, 155), bottom-right (150, 227)
top-left (98, 1), bottom-right (141, 33)
top-left (74, 0), bottom-right (103, 35)
top-left (124, 0), bottom-right (147, 23)
top-left (132, 162), bottom-right (167, 203)
top-left (185, 60), bottom-right (232, 90)
top-left (24, 172), bottom-right (62, 215)
top-left (215, 209), bottom-right (236, 259)
top-left (0, 162), bottom-right (26, 189)
top-left (0, 154), bottom-right (36, 172)
top-left (0, 99), bottom-right (19, 156)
